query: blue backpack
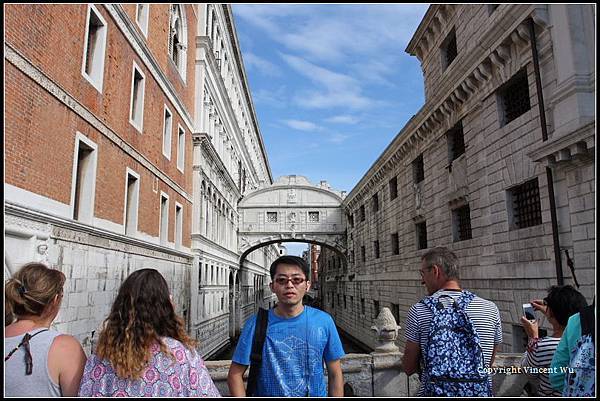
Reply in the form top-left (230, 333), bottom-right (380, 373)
top-left (421, 291), bottom-right (492, 397)
top-left (563, 304), bottom-right (595, 397)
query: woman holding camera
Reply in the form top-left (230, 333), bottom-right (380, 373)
top-left (520, 285), bottom-right (587, 396)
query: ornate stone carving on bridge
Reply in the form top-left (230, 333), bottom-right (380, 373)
top-left (370, 307), bottom-right (401, 353)
top-left (287, 188), bottom-right (297, 203)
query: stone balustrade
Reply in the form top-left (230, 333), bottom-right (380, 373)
top-left (205, 352), bottom-right (527, 396)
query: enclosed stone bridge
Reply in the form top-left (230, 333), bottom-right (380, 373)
top-left (238, 175), bottom-right (347, 262)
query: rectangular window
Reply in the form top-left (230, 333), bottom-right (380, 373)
top-left (441, 28), bottom-right (457, 70)
top-left (162, 106), bottom-right (172, 159)
top-left (308, 211), bottom-right (320, 223)
top-left (373, 300), bottom-right (380, 319)
top-left (124, 170), bottom-right (140, 235)
top-left (136, 4), bottom-right (149, 37)
top-left (498, 69), bottom-right (531, 126)
top-left (508, 178), bottom-right (542, 229)
top-left (361, 246), bottom-right (366, 262)
top-left (175, 203), bottom-right (183, 249)
top-left (374, 240), bottom-right (380, 259)
top-left (266, 212), bottom-right (278, 223)
top-left (129, 62), bottom-right (146, 132)
top-left (82, 5), bottom-right (107, 92)
top-left (72, 135), bottom-right (97, 223)
top-left (350, 250), bottom-right (354, 264)
top-left (360, 205), bottom-right (366, 222)
top-left (389, 176), bottom-right (398, 200)
top-left (372, 193), bottom-right (379, 212)
top-left (348, 214), bottom-right (354, 228)
top-left (177, 126), bottom-right (185, 172)
top-left (344, 295), bottom-right (347, 309)
top-left (413, 154), bottom-right (424, 184)
top-left (391, 232), bottom-right (399, 255)
top-left (160, 193), bottom-right (169, 245)
top-left (416, 221), bottom-right (428, 250)
top-left (447, 121), bottom-right (465, 163)
top-left (453, 204), bottom-right (473, 241)
top-left (361, 298), bottom-right (365, 315)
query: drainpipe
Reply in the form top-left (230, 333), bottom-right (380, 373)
top-left (528, 17), bottom-right (564, 285)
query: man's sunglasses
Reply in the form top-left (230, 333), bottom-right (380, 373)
top-left (274, 276), bottom-right (307, 286)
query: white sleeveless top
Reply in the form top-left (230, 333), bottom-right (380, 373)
top-left (4, 328), bottom-right (63, 397)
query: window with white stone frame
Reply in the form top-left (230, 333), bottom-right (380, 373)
top-left (81, 4), bottom-right (107, 92)
top-left (159, 192), bottom-right (169, 245)
top-left (176, 125), bottom-right (185, 172)
top-left (129, 62), bottom-right (145, 132)
top-left (162, 105), bottom-right (172, 159)
top-left (71, 134), bottom-right (98, 224)
top-left (175, 203), bottom-right (183, 249)
top-left (124, 169), bottom-right (140, 236)
top-left (135, 4), bottom-right (149, 37)
top-left (168, 4), bottom-right (187, 81)
top-left (266, 212), bottom-right (277, 222)
top-left (308, 211), bottom-right (319, 223)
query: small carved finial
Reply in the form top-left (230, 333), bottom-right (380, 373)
top-left (370, 307), bottom-right (401, 353)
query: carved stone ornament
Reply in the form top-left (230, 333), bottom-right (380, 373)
top-left (288, 212), bottom-right (296, 223)
top-left (370, 307), bottom-right (401, 353)
top-left (287, 189), bottom-right (297, 203)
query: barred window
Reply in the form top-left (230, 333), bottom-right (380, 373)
top-left (348, 213), bottom-right (354, 228)
top-left (308, 211), bottom-right (320, 222)
top-left (447, 121), bottom-right (465, 162)
top-left (389, 176), bottom-right (398, 200)
top-left (391, 232), bottom-right (399, 255)
top-left (391, 303), bottom-right (400, 325)
top-left (361, 246), bottom-right (366, 262)
top-left (499, 69), bottom-right (530, 125)
top-left (453, 205), bottom-right (473, 241)
top-left (361, 298), bottom-right (365, 315)
top-left (441, 28), bottom-right (457, 70)
top-left (360, 205), bottom-right (366, 222)
top-left (344, 296), bottom-right (347, 309)
top-left (374, 240), bottom-right (380, 259)
top-left (413, 154), bottom-right (425, 184)
top-left (509, 178), bottom-right (542, 229)
top-left (416, 221), bottom-right (428, 250)
top-left (372, 193), bottom-right (379, 212)
top-left (266, 212), bottom-right (277, 223)
top-left (373, 300), bottom-right (380, 319)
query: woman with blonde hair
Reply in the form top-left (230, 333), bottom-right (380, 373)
top-left (5, 262), bottom-right (87, 396)
top-left (78, 268), bottom-right (220, 397)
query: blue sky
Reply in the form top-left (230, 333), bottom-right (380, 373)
top-left (232, 4), bottom-right (429, 255)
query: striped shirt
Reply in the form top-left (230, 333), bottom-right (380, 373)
top-left (404, 289), bottom-right (503, 396)
top-left (521, 336), bottom-right (562, 396)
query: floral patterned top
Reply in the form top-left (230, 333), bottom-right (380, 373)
top-left (78, 337), bottom-right (221, 397)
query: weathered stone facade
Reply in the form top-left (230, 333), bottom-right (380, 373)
top-left (4, 4), bottom-right (279, 358)
top-left (320, 4), bottom-right (595, 353)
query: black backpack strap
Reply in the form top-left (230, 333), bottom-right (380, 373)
top-left (246, 308), bottom-right (269, 396)
top-left (580, 304), bottom-right (595, 344)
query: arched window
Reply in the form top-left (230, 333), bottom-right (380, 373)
top-left (168, 4), bottom-right (187, 80)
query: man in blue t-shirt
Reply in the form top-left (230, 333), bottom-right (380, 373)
top-left (227, 255), bottom-right (345, 397)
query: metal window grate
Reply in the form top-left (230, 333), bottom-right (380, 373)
top-left (389, 176), bottom-right (398, 200)
top-left (512, 179), bottom-right (542, 229)
top-left (391, 233), bottom-right (399, 255)
top-left (372, 193), bottom-right (379, 212)
top-left (416, 221), bottom-right (428, 250)
top-left (266, 212), bottom-right (277, 223)
top-left (308, 211), bottom-right (319, 222)
top-left (374, 240), bottom-right (380, 259)
top-left (455, 205), bottom-right (473, 241)
top-left (413, 154), bottom-right (424, 184)
top-left (361, 246), bottom-right (366, 262)
top-left (448, 121), bottom-right (465, 161)
top-left (501, 70), bottom-right (531, 125)
top-left (444, 30), bottom-right (457, 68)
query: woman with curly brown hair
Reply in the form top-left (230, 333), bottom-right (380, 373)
top-left (5, 262), bottom-right (87, 396)
top-left (77, 268), bottom-right (220, 397)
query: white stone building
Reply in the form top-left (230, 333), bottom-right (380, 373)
top-left (320, 4), bottom-right (595, 352)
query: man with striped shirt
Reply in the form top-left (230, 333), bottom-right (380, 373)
top-left (401, 247), bottom-right (503, 396)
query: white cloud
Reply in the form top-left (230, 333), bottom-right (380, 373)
top-left (326, 115), bottom-right (360, 124)
top-left (243, 52), bottom-right (282, 77)
top-left (328, 133), bottom-right (350, 144)
top-left (282, 119), bottom-right (322, 131)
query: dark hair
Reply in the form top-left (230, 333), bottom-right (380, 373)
top-left (421, 247), bottom-right (460, 280)
top-left (269, 255), bottom-right (310, 280)
top-left (5, 262), bottom-right (65, 319)
top-left (545, 285), bottom-right (588, 327)
top-left (95, 268), bottom-right (196, 379)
